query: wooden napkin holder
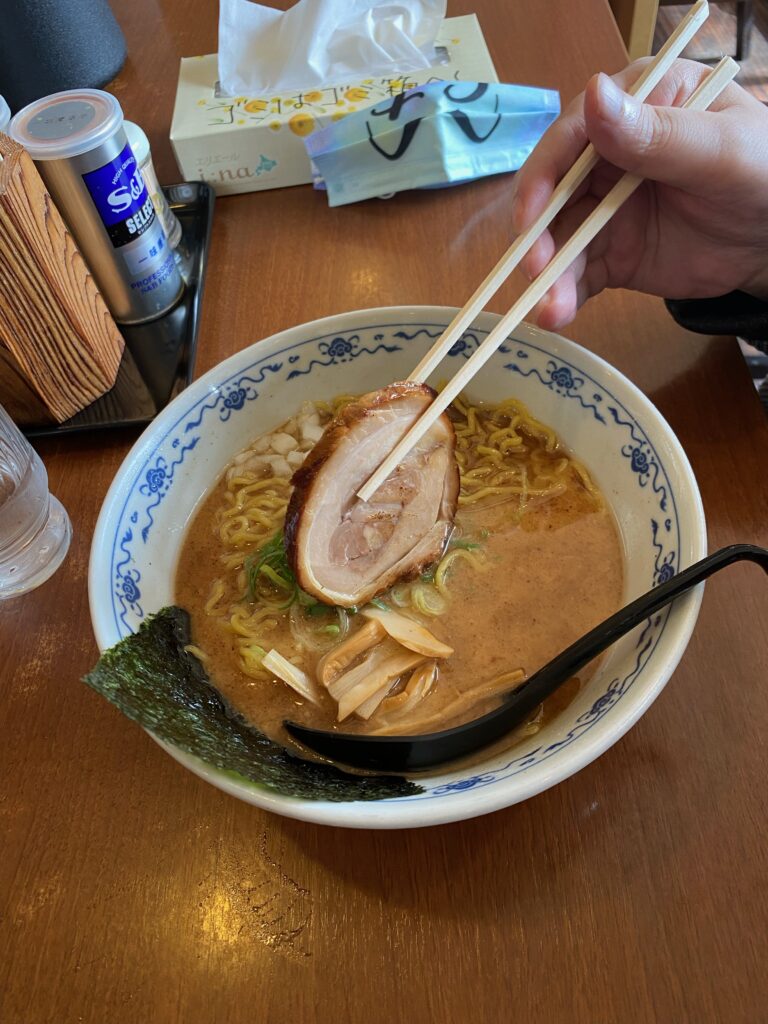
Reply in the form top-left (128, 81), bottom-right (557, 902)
top-left (0, 133), bottom-right (124, 425)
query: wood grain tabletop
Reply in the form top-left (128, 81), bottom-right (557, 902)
top-left (2, 2), bottom-right (767, 1022)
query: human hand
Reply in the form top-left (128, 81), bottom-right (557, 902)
top-left (510, 58), bottom-right (768, 331)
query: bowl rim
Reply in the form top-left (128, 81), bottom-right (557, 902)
top-left (88, 305), bottom-right (707, 829)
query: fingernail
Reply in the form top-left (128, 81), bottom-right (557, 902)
top-left (596, 73), bottom-right (630, 121)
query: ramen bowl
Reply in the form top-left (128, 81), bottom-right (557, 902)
top-left (89, 306), bottom-right (706, 828)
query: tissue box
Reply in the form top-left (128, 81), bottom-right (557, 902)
top-left (170, 14), bottom-right (498, 196)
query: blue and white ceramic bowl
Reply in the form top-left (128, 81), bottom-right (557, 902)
top-left (89, 307), bottom-right (706, 828)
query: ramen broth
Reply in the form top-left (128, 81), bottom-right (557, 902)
top-left (175, 395), bottom-right (623, 751)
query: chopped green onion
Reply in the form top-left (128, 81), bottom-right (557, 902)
top-left (242, 533), bottom-right (365, 629)
top-left (448, 528), bottom-right (488, 552)
top-left (306, 601), bottom-right (333, 616)
top-left (258, 564), bottom-right (294, 591)
top-left (449, 539), bottom-right (481, 551)
top-left (245, 532), bottom-right (297, 602)
top-left (369, 597), bottom-right (389, 610)
top-left (318, 625), bottom-right (341, 636)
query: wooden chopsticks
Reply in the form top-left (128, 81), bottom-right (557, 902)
top-left (358, 7), bottom-right (736, 503)
top-left (406, 0), bottom-right (710, 387)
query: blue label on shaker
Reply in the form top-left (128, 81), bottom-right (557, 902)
top-left (82, 143), bottom-right (156, 247)
top-left (82, 143), bottom-right (178, 297)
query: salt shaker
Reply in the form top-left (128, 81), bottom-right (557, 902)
top-left (0, 404), bottom-right (71, 599)
top-left (10, 89), bottom-right (184, 325)
top-left (0, 95), bottom-right (10, 134)
top-left (124, 121), bottom-right (182, 251)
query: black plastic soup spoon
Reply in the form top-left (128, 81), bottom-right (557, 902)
top-left (284, 545), bottom-right (768, 773)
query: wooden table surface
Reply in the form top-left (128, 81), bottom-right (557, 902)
top-left (2, 2), bottom-right (767, 1021)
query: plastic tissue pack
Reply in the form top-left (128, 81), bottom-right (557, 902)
top-left (306, 81), bottom-right (560, 206)
top-left (171, 14), bottom-right (499, 195)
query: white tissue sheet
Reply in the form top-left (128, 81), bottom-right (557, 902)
top-left (218, 0), bottom-right (447, 96)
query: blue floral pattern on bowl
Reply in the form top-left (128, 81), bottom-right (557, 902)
top-left (505, 352), bottom-right (606, 423)
top-left (286, 333), bottom-right (401, 379)
top-left (102, 317), bottom-right (689, 805)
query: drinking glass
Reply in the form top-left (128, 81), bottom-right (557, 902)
top-left (0, 404), bottom-right (71, 599)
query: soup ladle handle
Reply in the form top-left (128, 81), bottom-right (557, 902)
top-left (284, 545), bottom-right (768, 773)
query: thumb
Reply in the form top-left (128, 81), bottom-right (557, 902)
top-left (584, 71), bottom-right (723, 189)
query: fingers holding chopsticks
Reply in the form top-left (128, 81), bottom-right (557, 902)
top-left (525, 197), bottom-right (606, 330)
top-left (357, 51), bottom-right (741, 503)
top-left (407, 5), bottom-right (718, 387)
top-left (510, 57), bottom-right (768, 329)
top-left (581, 69), bottom-right (741, 186)
top-left (511, 58), bottom-right (733, 235)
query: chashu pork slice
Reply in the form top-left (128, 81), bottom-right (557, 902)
top-left (285, 382), bottom-right (459, 607)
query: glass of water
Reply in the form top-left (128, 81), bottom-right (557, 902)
top-left (0, 404), bottom-right (72, 599)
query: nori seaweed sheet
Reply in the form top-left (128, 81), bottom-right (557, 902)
top-left (83, 607), bottom-right (423, 802)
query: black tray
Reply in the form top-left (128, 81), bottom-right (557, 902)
top-left (24, 182), bottom-right (215, 438)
